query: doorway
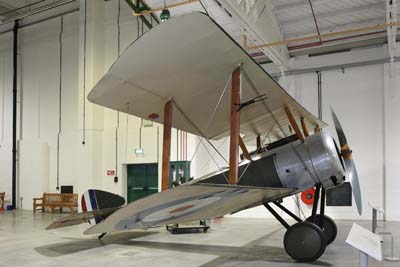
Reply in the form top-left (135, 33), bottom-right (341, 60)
top-left (127, 163), bottom-right (158, 203)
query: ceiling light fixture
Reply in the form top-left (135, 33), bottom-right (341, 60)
top-left (160, 0), bottom-right (170, 22)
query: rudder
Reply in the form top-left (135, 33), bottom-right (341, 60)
top-left (81, 189), bottom-right (125, 224)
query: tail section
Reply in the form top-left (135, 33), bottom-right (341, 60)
top-left (46, 189), bottom-right (125, 230)
top-left (81, 189), bottom-right (125, 224)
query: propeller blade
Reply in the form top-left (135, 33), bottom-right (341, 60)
top-left (344, 159), bottom-right (362, 215)
top-left (330, 107), bottom-right (347, 147)
top-left (330, 107), bottom-right (362, 215)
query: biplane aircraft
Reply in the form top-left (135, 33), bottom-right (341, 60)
top-left (47, 12), bottom-right (362, 262)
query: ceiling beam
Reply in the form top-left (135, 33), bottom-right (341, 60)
top-left (281, 2), bottom-right (385, 28)
top-left (0, 2), bottom-right (16, 11)
top-left (0, 3), bottom-right (14, 17)
top-left (273, 0), bottom-right (327, 13)
top-left (219, 0), bottom-right (289, 69)
top-left (285, 17), bottom-right (387, 38)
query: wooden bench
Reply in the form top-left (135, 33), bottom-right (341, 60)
top-left (0, 192), bottom-right (4, 210)
top-left (33, 193), bottom-right (78, 213)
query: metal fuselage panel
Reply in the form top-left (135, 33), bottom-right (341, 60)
top-left (274, 132), bottom-right (345, 193)
top-left (197, 132), bottom-right (345, 195)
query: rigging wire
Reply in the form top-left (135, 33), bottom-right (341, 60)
top-left (196, 136), bottom-right (228, 175)
top-left (172, 100), bottom-right (229, 183)
top-left (238, 160), bottom-right (252, 182)
top-left (172, 100), bottom-right (228, 165)
top-left (190, 73), bottom-right (232, 162)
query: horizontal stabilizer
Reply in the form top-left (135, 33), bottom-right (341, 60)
top-left (46, 207), bottom-right (120, 230)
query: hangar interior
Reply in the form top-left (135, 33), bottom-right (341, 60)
top-left (0, 0), bottom-right (400, 266)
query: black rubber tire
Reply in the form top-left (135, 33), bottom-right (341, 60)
top-left (306, 215), bottom-right (338, 245)
top-left (284, 222), bottom-right (327, 262)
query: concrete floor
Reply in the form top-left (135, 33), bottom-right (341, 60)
top-left (0, 210), bottom-right (399, 267)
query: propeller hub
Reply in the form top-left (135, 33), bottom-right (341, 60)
top-left (341, 144), bottom-right (353, 160)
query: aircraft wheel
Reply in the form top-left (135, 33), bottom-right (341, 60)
top-left (306, 215), bottom-right (337, 245)
top-left (284, 222), bottom-right (327, 262)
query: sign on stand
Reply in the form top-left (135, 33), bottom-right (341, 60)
top-left (346, 223), bottom-right (382, 267)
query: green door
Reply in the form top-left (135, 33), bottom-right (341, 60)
top-left (127, 163), bottom-right (158, 203)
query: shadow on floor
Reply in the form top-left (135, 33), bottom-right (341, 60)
top-left (34, 231), bottom-right (158, 257)
top-left (34, 229), bottom-right (332, 266)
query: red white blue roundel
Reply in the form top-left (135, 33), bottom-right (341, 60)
top-left (114, 187), bottom-right (249, 230)
top-left (141, 196), bottom-right (221, 223)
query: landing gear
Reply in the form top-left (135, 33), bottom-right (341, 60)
top-left (264, 184), bottom-right (338, 262)
top-left (284, 222), bottom-right (327, 262)
top-left (306, 186), bottom-right (338, 245)
top-left (306, 215), bottom-right (337, 245)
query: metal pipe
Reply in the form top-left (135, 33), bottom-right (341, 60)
top-left (372, 208), bottom-right (377, 233)
top-left (11, 20), bottom-right (19, 209)
top-left (246, 21), bottom-right (400, 50)
top-left (288, 31), bottom-right (386, 51)
top-left (115, 0), bottom-right (121, 182)
top-left (82, 0), bottom-right (87, 145)
top-left (132, 0), bottom-right (199, 16)
top-left (56, 16), bottom-right (64, 191)
top-left (271, 56), bottom-right (400, 77)
top-left (317, 71), bottom-right (322, 120)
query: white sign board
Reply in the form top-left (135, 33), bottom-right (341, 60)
top-left (368, 202), bottom-right (384, 213)
top-left (346, 223), bottom-right (382, 261)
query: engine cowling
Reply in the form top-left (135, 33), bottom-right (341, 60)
top-left (273, 131), bottom-right (346, 193)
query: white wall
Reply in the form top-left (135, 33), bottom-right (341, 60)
top-left (0, 1), bottom-right (399, 221)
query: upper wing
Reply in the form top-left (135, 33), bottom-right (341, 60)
top-left (84, 184), bottom-right (294, 234)
top-left (88, 12), bottom-right (325, 143)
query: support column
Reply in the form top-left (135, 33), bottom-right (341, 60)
top-left (162, 100), bottom-right (173, 191)
top-left (229, 66), bottom-right (241, 185)
top-left (12, 20), bottom-right (19, 209)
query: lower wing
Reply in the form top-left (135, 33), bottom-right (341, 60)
top-left (46, 207), bottom-right (120, 230)
top-left (84, 184), bottom-right (295, 234)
